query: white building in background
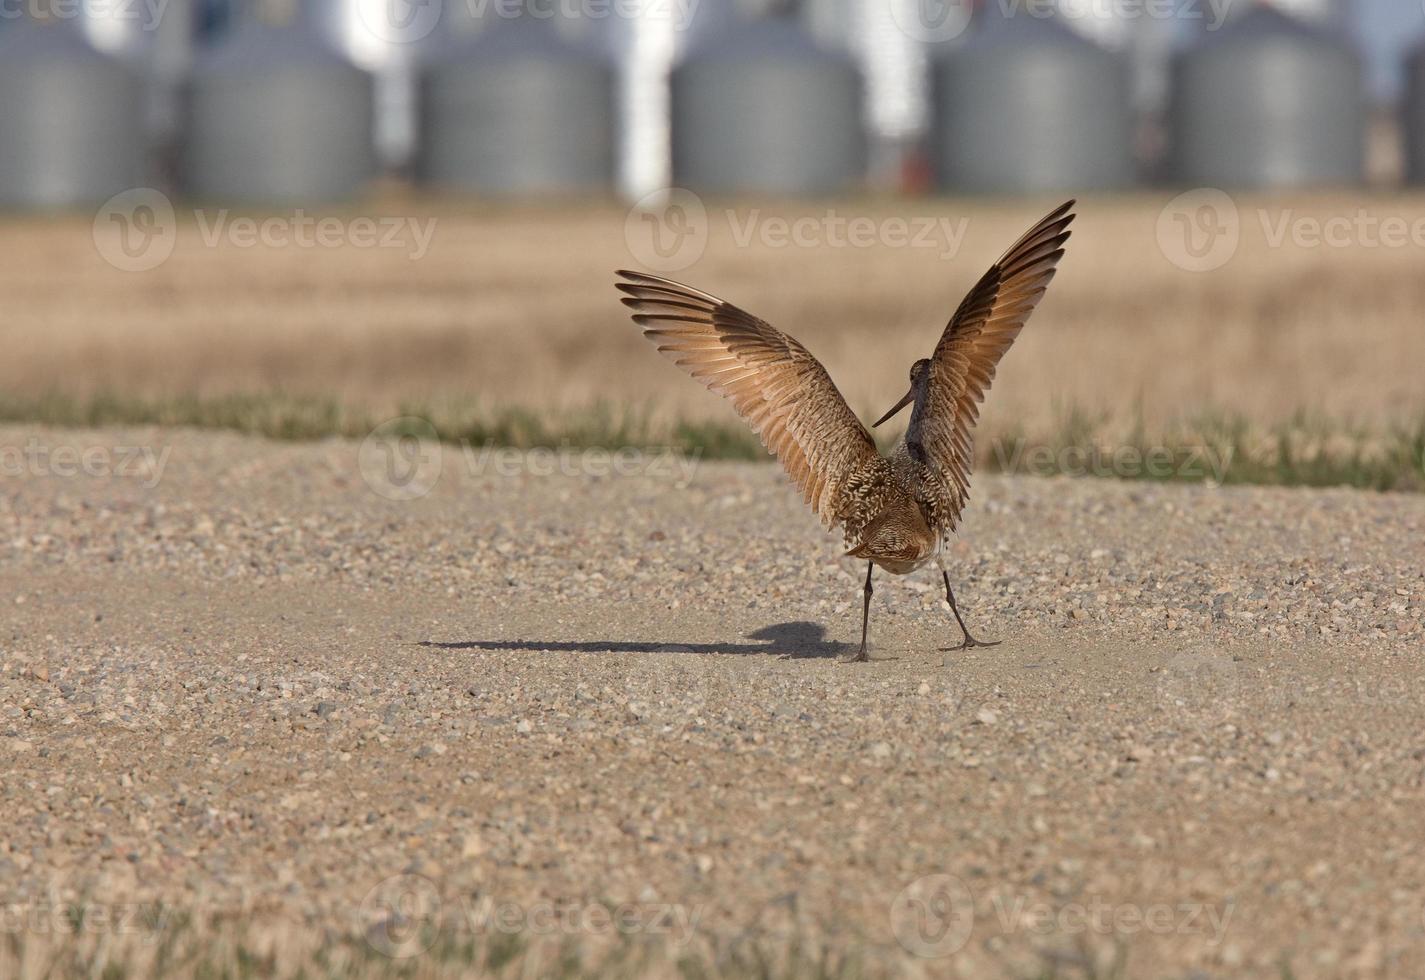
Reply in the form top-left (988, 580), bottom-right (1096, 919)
top-left (78, 0), bottom-right (195, 149)
top-left (603, 11), bottom-right (681, 200)
top-left (600, 0), bottom-right (755, 200)
top-left (803, 0), bottom-right (931, 188)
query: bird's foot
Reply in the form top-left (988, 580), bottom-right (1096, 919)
top-left (941, 635), bottom-right (999, 667)
top-left (839, 645), bottom-right (869, 664)
top-left (957, 634), bottom-right (1000, 651)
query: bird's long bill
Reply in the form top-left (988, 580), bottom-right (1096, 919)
top-left (872, 388), bottom-right (915, 428)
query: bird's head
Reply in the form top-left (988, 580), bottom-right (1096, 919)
top-left (873, 359), bottom-right (930, 428)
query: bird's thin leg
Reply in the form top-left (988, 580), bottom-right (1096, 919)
top-left (943, 571), bottom-right (1000, 656)
top-left (841, 562), bottom-right (873, 663)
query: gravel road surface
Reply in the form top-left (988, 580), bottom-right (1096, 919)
top-left (2, 426), bottom-right (1424, 978)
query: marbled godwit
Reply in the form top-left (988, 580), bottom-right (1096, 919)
top-left (615, 200), bottom-right (1075, 662)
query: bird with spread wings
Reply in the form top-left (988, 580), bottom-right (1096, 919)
top-left (616, 200), bottom-right (1074, 662)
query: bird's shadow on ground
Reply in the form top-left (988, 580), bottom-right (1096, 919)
top-left (417, 621), bottom-right (855, 660)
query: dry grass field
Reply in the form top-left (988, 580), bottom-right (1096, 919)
top-left (3, 192), bottom-right (1424, 456)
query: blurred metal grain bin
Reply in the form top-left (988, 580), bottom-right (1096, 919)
top-left (184, 23), bottom-right (374, 203)
top-left (1169, 7), bottom-right (1361, 189)
top-left (672, 20), bottom-right (864, 196)
top-left (930, 16), bottom-right (1134, 195)
top-left (418, 19), bottom-right (614, 196)
top-left (1402, 43), bottom-right (1425, 185)
top-left (0, 22), bottom-right (145, 209)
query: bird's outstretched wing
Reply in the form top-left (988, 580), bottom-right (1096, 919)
top-left (907, 200), bottom-right (1076, 534)
top-left (616, 270), bottom-right (888, 531)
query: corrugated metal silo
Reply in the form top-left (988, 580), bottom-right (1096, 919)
top-left (184, 22), bottom-right (374, 202)
top-left (930, 15), bottom-right (1135, 195)
top-left (1169, 7), bottom-right (1361, 189)
top-left (418, 19), bottom-right (615, 196)
top-left (672, 19), bottom-right (865, 195)
top-left (0, 21), bottom-right (145, 209)
top-left (1399, 43), bottom-right (1425, 185)
top-left (79, 0), bottom-right (194, 149)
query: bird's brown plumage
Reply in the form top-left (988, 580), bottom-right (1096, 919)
top-left (615, 199), bottom-right (1074, 570)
